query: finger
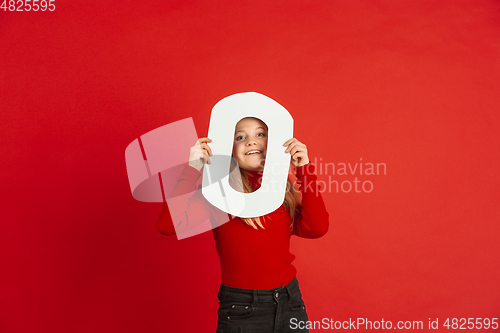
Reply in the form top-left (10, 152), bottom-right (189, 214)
top-left (292, 151), bottom-right (307, 160)
top-left (290, 144), bottom-right (307, 155)
top-left (203, 150), bottom-right (212, 165)
top-left (283, 138), bottom-right (297, 147)
top-left (200, 142), bottom-right (213, 156)
top-left (198, 151), bottom-right (208, 165)
top-left (290, 146), bottom-right (300, 156)
top-left (198, 137), bottom-right (212, 143)
top-left (286, 141), bottom-right (305, 153)
top-left (291, 151), bottom-right (308, 165)
top-left (195, 137), bottom-right (212, 147)
top-left (284, 140), bottom-right (298, 153)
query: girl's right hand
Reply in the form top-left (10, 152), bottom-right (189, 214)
top-left (188, 138), bottom-right (213, 171)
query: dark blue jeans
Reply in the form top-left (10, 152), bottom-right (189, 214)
top-left (216, 276), bottom-right (309, 333)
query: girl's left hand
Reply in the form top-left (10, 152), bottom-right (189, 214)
top-left (283, 138), bottom-right (310, 167)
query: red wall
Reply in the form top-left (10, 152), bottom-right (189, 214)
top-left (1, 1), bottom-right (499, 332)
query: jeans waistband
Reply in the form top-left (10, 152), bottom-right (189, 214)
top-left (217, 276), bottom-right (300, 305)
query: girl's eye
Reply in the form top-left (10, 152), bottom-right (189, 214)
top-left (257, 133), bottom-right (266, 137)
top-left (236, 135), bottom-right (245, 141)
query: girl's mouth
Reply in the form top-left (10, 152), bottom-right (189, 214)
top-left (245, 150), bottom-right (262, 156)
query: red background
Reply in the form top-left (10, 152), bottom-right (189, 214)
top-left (1, 1), bottom-right (499, 332)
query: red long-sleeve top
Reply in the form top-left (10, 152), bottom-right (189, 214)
top-left (157, 162), bottom-right (329, 290)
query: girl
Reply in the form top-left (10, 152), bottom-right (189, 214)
top-left (157, 116), bottom-right (329, 333)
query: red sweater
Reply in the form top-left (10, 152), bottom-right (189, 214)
top-left (157, 162), bottom-right (329, 290)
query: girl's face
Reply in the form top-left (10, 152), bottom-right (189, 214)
top-left (232, 117), bottom-right (268, 171)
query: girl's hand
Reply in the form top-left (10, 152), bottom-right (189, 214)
top-left (283, 138), bottom-right (310, 167)
top-left (188, 138), bottom-right (213, 171)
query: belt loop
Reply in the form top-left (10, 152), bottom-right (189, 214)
top-left (285, 284), bottom-right (292, 299)
top-left (252, 290), bottom-right (258, 306)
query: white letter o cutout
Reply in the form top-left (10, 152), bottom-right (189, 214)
top-left (202, 92), bottom-right (293, 218)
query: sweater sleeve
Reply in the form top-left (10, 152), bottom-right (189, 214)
top-left (156, 164), bottom-right (214, 236)
top-left (292, 163), bottom-right (330, 239)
